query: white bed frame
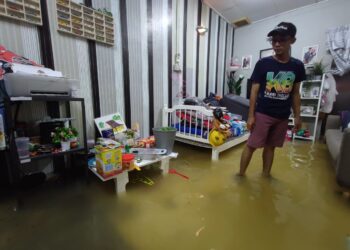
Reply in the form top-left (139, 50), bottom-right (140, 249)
top-left (163, 105), bottom-right (249, 160)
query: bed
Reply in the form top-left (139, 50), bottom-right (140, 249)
top-left (162, 105), bottom-right (250, 160)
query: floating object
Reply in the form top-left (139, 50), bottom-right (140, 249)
top-left (169, 169), bottom-right (189, 180)
top-left (130, 148), bottom-right (167, 160)
top-left (195, 226), bottom-right (205, 237)
top-left (136, 176), bottom-right (154, 186)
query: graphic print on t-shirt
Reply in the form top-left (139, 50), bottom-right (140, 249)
top-left (265, 71), bottom-right (295, 100)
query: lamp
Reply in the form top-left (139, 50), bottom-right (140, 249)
top-left (196, 25), bottom-right (208, 35)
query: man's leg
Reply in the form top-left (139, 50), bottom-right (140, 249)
top-left (238, 145), bottom-right (256, 176)
top-left (262, 145), bottom-right (275, 176)
top-left (262, 117), bottom-right (288, 176)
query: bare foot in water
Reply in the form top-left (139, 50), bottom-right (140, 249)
top-left (236, 172), bottom-right (246, 177)
top-left (262, 172), bottom-right (271, 178)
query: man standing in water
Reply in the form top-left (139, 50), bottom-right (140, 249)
top-left (238, 22), bottom-right (306, 177)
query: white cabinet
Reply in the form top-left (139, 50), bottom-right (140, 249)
top-left (293, 74), bottom-right (325, 143)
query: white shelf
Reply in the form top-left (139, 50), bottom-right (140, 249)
top-left (296, 74), bottom-right (325, 143)
top-left (303, 79), bottom-right (322, 83)
top-left (301, 97), bottom-right (319, 100)
top-left (301, 114), bottom-right (317, 118)
top-left (55, 0), bottom-right (114, 46)
top-left (0, 0), bottom-right (42, 25)
top-left (294, 135), bottom-right (314, 141)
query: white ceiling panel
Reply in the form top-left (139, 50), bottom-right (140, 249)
top-left (204, 0), bottom-right (324, 23)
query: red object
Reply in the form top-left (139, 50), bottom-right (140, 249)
top-left (122, 153), bottom-right (134, 161)
top-left (122, 153), bottom-right (135, 170)
top-left (0, 45), bottom-right (42, 66)
top-left (169, 169), bottom-right (189, 180)
top-left (175, 111), bottom-right (212, 129)
top-left (223, 114), bottom-right (230, 120)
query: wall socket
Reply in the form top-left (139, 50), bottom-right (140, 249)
top-left (173, 53), bottom-right (182, 72)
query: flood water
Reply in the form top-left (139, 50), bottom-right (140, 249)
top-left (0, 141), bottom-right (349, 250)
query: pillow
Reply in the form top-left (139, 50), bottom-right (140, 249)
top-left (340, 111), bottom-right (350, 131)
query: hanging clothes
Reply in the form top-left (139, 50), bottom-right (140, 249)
top-left (326, 24), bottom-right (350, 76)
top-left (320, 73), bottom-right (338, 113)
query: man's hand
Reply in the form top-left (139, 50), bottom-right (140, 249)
top-left (247, 116), bottom-right (256, 131)
top-left (294, 117), bottom-right (302, 132)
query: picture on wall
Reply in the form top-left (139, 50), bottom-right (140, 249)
top-left (242, 55), bottom-right (252, 69)
top-left (260, 48), bottom-right (274, 59)
top-left (302, 45), bottom-right (319, 65)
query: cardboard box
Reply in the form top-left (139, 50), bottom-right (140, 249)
top-left (95, 145), bottom-right (122, 178)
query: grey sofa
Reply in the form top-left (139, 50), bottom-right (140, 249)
top-left (325, 115), bottom-right (350, 187)
top-left (220, 94), bottom-right (250, 121)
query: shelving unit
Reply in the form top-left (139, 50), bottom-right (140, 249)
top-left (0, 0), bottom-right (42, 26)
top-left (3, 95), bottom-right (87, 208)
top-left (55, 0), bottom-right (114, 46)
top-left (292, 74), bottom-right (325, 143)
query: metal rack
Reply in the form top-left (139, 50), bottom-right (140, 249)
top-left (3, 95), bottom-right (87, 209)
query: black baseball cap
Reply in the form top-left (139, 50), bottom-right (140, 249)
top-left (267, 22), bottom-right (297, 37)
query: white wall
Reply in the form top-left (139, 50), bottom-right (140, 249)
top-left (233, 0), bottom-right (350, 97)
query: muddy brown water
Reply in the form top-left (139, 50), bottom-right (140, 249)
top-left (0, 141), bottom-right (349, 250)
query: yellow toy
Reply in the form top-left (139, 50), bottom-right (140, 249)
top-left (209, 129), bottom-right (226, 146)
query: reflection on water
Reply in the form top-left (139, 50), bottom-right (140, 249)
top-left (288, 140), bottom-right (315, 169)
top-left (0, 141), bottom-right (349, 250)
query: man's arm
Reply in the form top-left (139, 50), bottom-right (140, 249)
top-left (292, 82), bottom-right (302, 131)
top-left (247, 83), bottom-right (260, 131)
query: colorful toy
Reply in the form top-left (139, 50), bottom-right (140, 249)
top-left (209, 108), bottom-right (232, 146)
top-left (296, 129), bottom-right (310, 138)
top-left (209, 129), bottom-right (226, 146)
top-left (95, 144), bottom-right (122, 178)
top-left (169, 169), bottom-right (189, 180)
top-left (212, 108), bottom-right (232, 138)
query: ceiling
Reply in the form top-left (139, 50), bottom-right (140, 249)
top-left (204, 0), bottom-right (324, 25)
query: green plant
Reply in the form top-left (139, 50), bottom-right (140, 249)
top-left (159, 127), bottom-right (176, 132)
top-left (123, 129), bottom-right (135, 139)
top-left (227, 72), bottom-right (244, 95)
top-left (51, 127), bottom-right (78, 144)
top-left (313, 60), bottom-right (325, 75)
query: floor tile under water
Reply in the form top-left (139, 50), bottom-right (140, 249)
top-left (0, 141), bottom-right (349, 250)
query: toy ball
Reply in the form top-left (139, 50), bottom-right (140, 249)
top-left (209, 129), bottom-right (226, 147)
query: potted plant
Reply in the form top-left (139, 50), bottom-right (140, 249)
top-left (69, 127), bottom-right (79, 148)
top-left (51, 127), bottom-right (78, 151)
top-left (227, 72), bottom-right (244, 95)
top-left (313, 61), bottom-right (324, 80)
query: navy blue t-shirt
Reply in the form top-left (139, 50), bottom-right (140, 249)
top-left (250, 56), bottom-right (306, 119)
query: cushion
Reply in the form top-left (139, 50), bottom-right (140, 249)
top-left (325, 129), bottom-right (343, 162)
top-left (339, 111), bottom-right (350, 131)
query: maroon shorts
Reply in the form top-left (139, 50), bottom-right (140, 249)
top-left (247, 112), bottom-right (289, 148)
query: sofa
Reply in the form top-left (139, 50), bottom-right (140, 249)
top-left (325, 115), bottom-right (350, 187)
top-left (220, 94), bottom-right (250, 121)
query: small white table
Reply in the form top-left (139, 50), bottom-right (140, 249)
top-left (89, 152), bottom-right (178, 194)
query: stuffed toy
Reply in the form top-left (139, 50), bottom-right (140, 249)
top-left (209, 108), bottom-right (232, 146)
top-left (212, 108), bottom-right (231, 137)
